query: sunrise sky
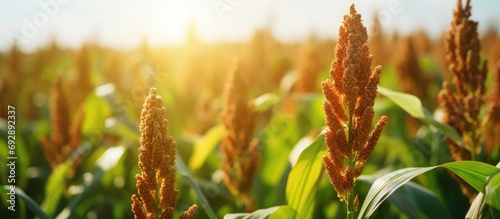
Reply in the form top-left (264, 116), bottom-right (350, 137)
top-left (1, 0), bottom-right (499, 51)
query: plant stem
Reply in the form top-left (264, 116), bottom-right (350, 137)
top-left (346, 114), bottom-right (356, 219)
top-left (346, 192), bottom-right (355, 219)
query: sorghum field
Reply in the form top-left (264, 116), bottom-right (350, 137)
top-left (2, 0), bottom-right (500, 218)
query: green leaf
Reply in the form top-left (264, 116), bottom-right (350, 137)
top-left (286, 132), bottom-right (327, 219)
top-left (55, 146), bottom-right (126, 219)
top-left (268, 206), bottom-right (298, 219)
top-left (253, 93), bottom-right (280, 112)
top-left (104, 117), bottom-right (140, 141)
top-left (358, 166), bottom-right (437, 219)
top-left (465, 159), bottom-right (500, 219)
top-left (485, 165), bottom-right (500, 211)
top-left (224, 206), bottom-right (280, 219)
top-left (377, 86), bottom-right (463, 144)
top-left (259, 114), bottom-right (299, 207)
top-left (188, 125), bottom-right (226, 171)
top-left (41, 159), bottom-right (74, 217)
top-left (81, 93), bottom-right (112, 134)
top-left (441, 161), bottom-right (500, 193)
top-left (1, 186), bottom-right (50, 219)
top-left (176, 153), bottom-right (218, 219)
top-left (377, 86), bottom-right (425, 118)
top-left (390, 182), bottom-right (451, 219)
top-left (358, 177), bottom-right (451, 219)
top-left (358, 161), bottom-right (500, 219)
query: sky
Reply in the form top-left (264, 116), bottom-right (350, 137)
top-left (1, 0), bottom-right (499, 52)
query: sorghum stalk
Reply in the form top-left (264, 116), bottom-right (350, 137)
top-left (131, 88), bottom-right (197, 219)
top-left (483, 59), bottom-right (500, 160)
top-left (220, 62), bottom-right (259, 212)
top-left (396, 37), bottom-right (428, 100)
top-left (322, 4), bottom-right (387, 218)
top-left (295, 40), bottom-right (320, 93)
top-left (439, 0), bottom-right (488, 199)
top-left (41, 75), bottom-right (84, 169)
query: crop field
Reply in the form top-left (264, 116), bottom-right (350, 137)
top-left (1, 0), bottom-right (500, 218)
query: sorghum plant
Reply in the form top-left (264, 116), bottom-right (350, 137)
top-left (295, 40), bottom-right (321, 93)
top-left (396, 37), bottom-right (428, 101)
top-left (322, 4), bottom-right (387, 218)
top-left (368, 12), bottom-right (388, 66)
top-left (41, 75), bottom-right (84, 169)
top-left (484, 59), bottom-right (500, 160)
top-left (131, 88), bottom-right (197, 219)
top-left (439, 0), bottom-right (488, 199)
top-left (220, 62), bottom-right (260, 211)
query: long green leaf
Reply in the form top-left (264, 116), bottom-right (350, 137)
top-left (176, 153), bottom-right (218, 219)
top-left (377, 86), bottom-right (463, 143)
top-left (358, 161), bottom-right (500, 219)
top-left (286, 132), bottom-right (327, 219)
top-left (464, 162), bottom-right (500, 218)
top-left (441, 161), bottom-right (500, 192)
top-left (358, 177), bottom-right (451, 219)
top-left (41, 159), bottom-right (74, 217)
top-left (189, 125), bottom-right (226, 171)
top-left (224, 206), bottom-right (280, 219)
top-left (359, 166), bottom-right (436, 218)
top-left (1, 186), bottom-right (50, 219)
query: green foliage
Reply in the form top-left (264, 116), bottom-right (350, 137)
top-left (358, 176), bottom-right (452, 219)
top-left (189, 125), bottom-right (226, 171)
top-left (284, 133), bottom-right (327, 219)
top-left (41, 160), bottom-right (74, 217)
top-left (486, 165), bottom-right (500, 211)
top-left (1, 186), bottom-right (49, 219)
top-left (224, 206), bottom-right (281, 219)
top-left (176, 153), bottom-right (218, 219)
top-left (377, 86), bottom-right (463, 143)
top-left (358, 161), bottom-right (500, 218)
top-left (253, 93), bottom-right (280, 112)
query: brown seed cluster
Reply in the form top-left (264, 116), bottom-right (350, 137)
top-left (41, 75), bottom-right (84, 169)
top-left (484, 59), bottom-right (500, 159)
top-left (131, 88), bottom-right (196, 219)
top-left (368, 13), bottom-right (388, 66)
top-left (439, 0), bottom-right (487, 161)
top-left (322, 4), bottom-right (387, 205)
top-left (295, 42), bottom-right (321, 93)
top-left (439, 0), bottom-right (488, 199)
top-left (396, 37), bottom-right (429, 100)
top-left (220, 62), bottom-right (259, 211)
